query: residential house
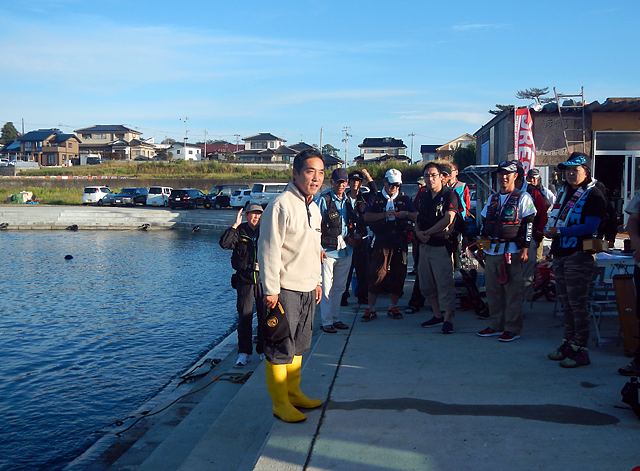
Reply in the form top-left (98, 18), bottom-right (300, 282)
top-left (234, 133), bottom-right (297, 163)
top-left (355, 137), bottom-right (408, 163)
top-left (74, 125), bottom-right (156, 162)
top-left (420, 144), bottom-right (441, 162)
top-left (0, 140), bottom-right (22, 160)
top-left (434, 134), bottom-right (476, 160)
top-left (474, 96), bottom-right (640, 218)
top-left (167, 142), bottom-right (202, 161)
top-left (200, 140), bottom-right (239, 160)
top-left (17, 129), bottom-right (81, 166)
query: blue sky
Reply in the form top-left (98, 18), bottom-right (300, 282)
top-left (1, 0), bottom-right (639, 162)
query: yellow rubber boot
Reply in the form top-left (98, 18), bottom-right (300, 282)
top-left (286, 355), bottom-right (322, 409)
top-left (265, 360), bottom-right (307, 423)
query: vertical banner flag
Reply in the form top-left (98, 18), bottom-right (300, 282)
top-left (514, 108), bottom-right (536, 174)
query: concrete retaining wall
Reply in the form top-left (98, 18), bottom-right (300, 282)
top-left (0, 206), bottom-right (236, 232)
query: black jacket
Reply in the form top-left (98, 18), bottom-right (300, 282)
top-left (219, 223), bottom-right (261, 285)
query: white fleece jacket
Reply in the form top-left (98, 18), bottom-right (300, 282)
top-left (258, 182), bottom-right (322, 295)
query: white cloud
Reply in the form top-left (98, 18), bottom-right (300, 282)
top-left (452, 23), bottom-right (506, 31)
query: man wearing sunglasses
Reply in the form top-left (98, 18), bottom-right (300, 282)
top-left (362, 169), bottom-right (417, 321)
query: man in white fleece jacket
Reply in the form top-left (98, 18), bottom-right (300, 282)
top-left (257, 148), bottom-right (325, 423)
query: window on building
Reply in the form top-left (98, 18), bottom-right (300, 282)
top-left (269, 141), bottom-right (275, 149)
top-left (251, 142), bottom-right (267, 149)
top-left (177, 150), bottom-right (181, 154)
top-left (92, 134), bottom-right (107, 139)
top-left (189, 150), bottom-right (193, 154)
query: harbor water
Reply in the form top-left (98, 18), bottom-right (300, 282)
top-left (0, 230), bottom-right (239, 471)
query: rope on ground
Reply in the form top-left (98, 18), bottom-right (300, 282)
top-left (115, 371), bottom-right (253, 436)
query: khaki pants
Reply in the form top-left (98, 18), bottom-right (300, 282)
top-left (417, 244), bottom-right (456, 312)
top-left (484, 254), bottom-right (524, 335)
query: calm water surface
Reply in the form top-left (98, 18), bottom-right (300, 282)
top-left (0, 230), bottom-right (237, 471)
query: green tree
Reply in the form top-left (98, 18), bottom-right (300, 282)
top-left (488, 104), bottom-right (515, 116)
top-left (516, 87), bottom-right (553, 104)
top-left (452, 143), bottom-right (476, 170)
top-left (161, 138), bottom-right (176, 145)
top-left (322, 144), bottom-right (340, 157)
top-left (1, 122), bottom-right (19, 145)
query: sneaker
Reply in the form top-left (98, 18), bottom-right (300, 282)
top-left (421, 316), bottom-right (444, 328)
top-left (618, 359), bottom-right (640, 376)
top-left (361, 308), bottom-right (377, 322)
top-left (477, 327), bottom-right (503, 337)
top-left (236, 353), bottom-right (250, 366)
top-left (498, 331), bottom-right (520, 342)
top-left (387, 306), bottom-right (403, 319)
top-left (548, 339), bottom-right (572, 361)
top-left (405, 306), bottom-right (420, 314)
top-left (559, 345), bottom-right (590, 368)
top-left (259, 353), bottom-right (266, 361)
top-left (442, 321), bottom-right (453, 334)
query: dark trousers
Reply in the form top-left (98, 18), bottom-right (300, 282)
top-left (236, 282), bottom-right (265, 355)
top-left (343, 238), bottom-right (371, 302)
top-left (408, 239), bottom-right (425, 308)
top-left (635, 266), bottom-right (640, 361)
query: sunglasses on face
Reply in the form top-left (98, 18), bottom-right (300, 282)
top-left (389, 183), bottom-right (401, 188)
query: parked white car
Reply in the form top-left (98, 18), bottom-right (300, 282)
top-left (82, 186), bottom-right (113, 205)
top-left (250, 183), bottom-right (288, 208)
top-left (147, 186), bottom-right (172, 207)
top-left (230, 189), bottom-right (252, 209)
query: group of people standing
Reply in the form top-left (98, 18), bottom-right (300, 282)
top-left (219, 148), bottom-right (636, 423)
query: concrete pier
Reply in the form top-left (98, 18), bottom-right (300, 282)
top-left (0, 205), bottom-right (237, 232)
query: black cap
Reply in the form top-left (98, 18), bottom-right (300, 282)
top-left (495, 160), bottom-right (519, 174)
top-left (331, 168), bottom-right (349, 182)
top-left (527, 168), bottom-right (540, 177)
top-left (348, 170), bottom-right (364, 181)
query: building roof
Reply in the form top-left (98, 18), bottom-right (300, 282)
top-left (275, 145), bottom-right (297, 155)
top-left (74, 124), bottom-right (140, 134)
top-left (358, 137), bottom-right (406, 149)
top-left (18, 129), bottom-right (60, 142)
top-left (420, 144), bottom-right (441, 153)
top-left (585, 97), bottom-right (640, 112)
top-left (322, 154), bottom-right (344, 166)
top-left (242, 133), bottom-right (285, 142)
top-left (289, 142), bottom-right (314, 151)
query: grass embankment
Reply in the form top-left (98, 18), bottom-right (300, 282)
top-left (0, 187), bottom-right (82, 205)
top-left (5, 161), bottom-right (425, 205)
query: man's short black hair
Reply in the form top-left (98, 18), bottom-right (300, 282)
top-left (423, 161), bottom-right (441, 174)
top-left (293, 149), bottom-right (324, 172)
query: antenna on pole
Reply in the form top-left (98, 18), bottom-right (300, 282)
top-left (342, 126), bottom-right (352, 167)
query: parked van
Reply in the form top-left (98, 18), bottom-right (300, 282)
top-left (146, 186), bottom-right (173, 207)
top-left (205, 184), bottom-right (250, 209)
top-left (82, 186), bottom-right (112, 205)
top-left (250, 183), bottom-right (288, 208)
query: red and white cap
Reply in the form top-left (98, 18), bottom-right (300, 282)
top-left (385, 169), bottom-right (402, 184)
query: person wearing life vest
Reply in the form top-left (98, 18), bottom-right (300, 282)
top-left (515, 164), bottom-right (549, 303)
top-left (362, 169), bottom-right (417, 321)
top-left (544, 153), bottom-right (607, 369)
top-left (449, 162), bottom-right (471, 219)
top-left (315, 168), bottom-right (354, 334)
top-left (341, 168), bottom-right (377, 306)
top-left (477, 160), bottom-right (536, 342)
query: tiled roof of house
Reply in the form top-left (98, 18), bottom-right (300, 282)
top-left (18, 129), bottom-right (60, 142)
top-left (242, 133), bottom-right (285, 142)
top-left (289, 142), bottom-right (314, 151)
top-left (322, 154), bottom-right (344, 166)
top-left (74, 124), bottom-right (140, 134)
top-left (420, 145), bottom-right (441, 153)
top-left (358, 137), bottom-right (406, 148)
top-left (275, 146), bottom-right (297, 155)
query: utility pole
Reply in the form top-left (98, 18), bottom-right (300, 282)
top-left (180, 117), bottom-right (189, 155)
top-left (203, 129), bottom-right (207, 160)
top-left (319, 127), bottom-right (323, 154)
top-left (408, 132), bottom-right (415, 163)
top-left (342, 126), bottom-right (351, 167)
